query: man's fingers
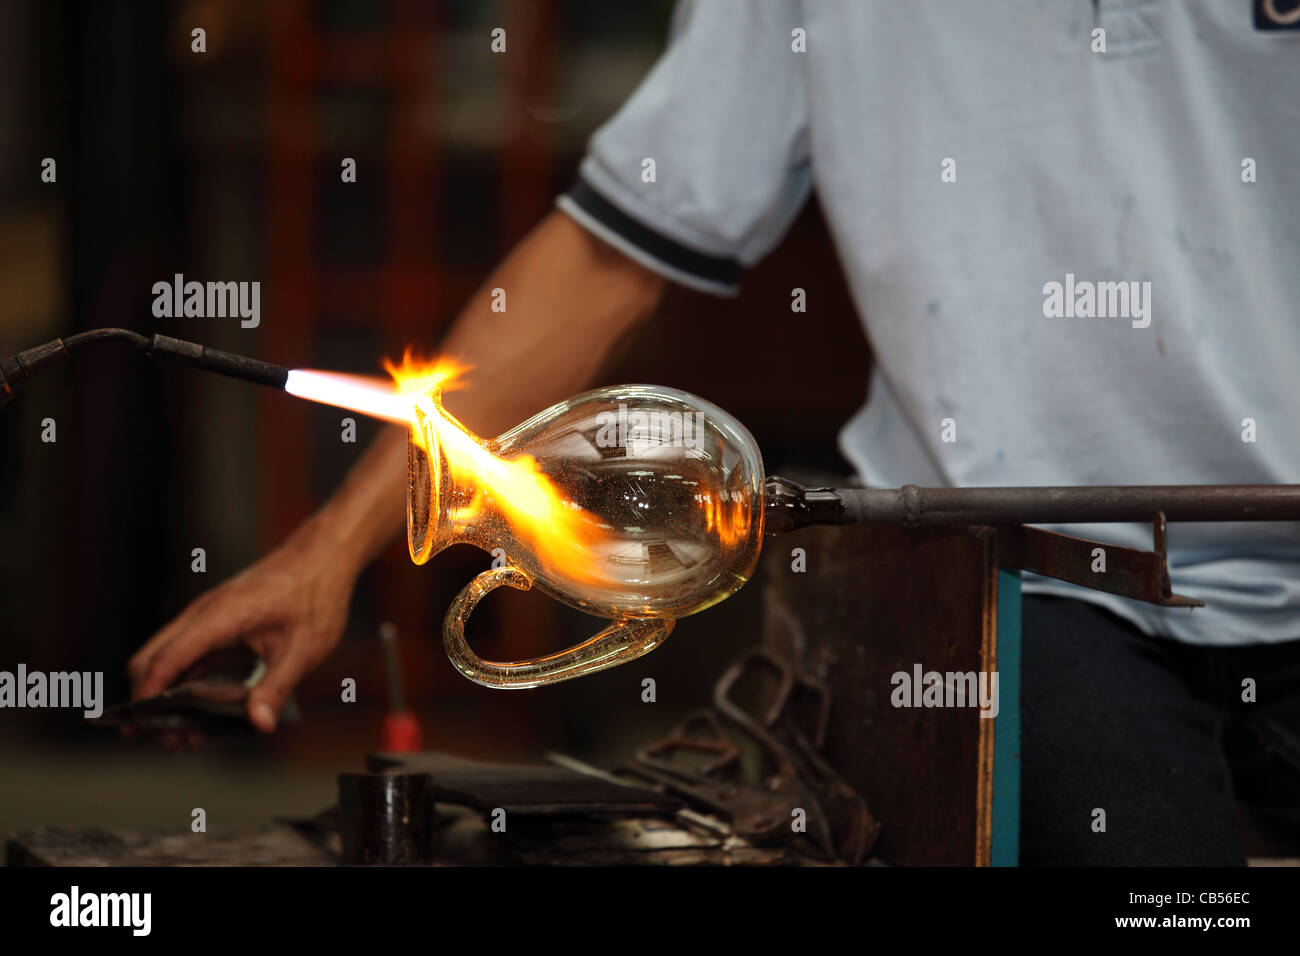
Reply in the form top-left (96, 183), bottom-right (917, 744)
top-left (127, 585), bottom-right (230, 688)
top-left (131, 602), bottom-right (257, 700)
top-left (245, 637), bottom-right (313, 734)
top-left (128, 600), bottom-right (206, 686)
top-left (133, 643), bottom-right (203, 701)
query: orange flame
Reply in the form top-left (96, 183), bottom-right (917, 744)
top-left (287, 353), bottom-right (612, 580)
top-left (410, 392), bottom-right (614, 583)
top-left (288, 353), bottom-right (611, 579)
top-left (285, 351), bottom-right (736, 588)
top-left (383, 348), bottom-right (468, 406)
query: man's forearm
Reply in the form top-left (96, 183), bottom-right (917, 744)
top-left (303, 209), bottom-right (665, 574)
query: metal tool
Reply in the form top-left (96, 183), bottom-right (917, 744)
top-left (378, 622), bottom-right (422, 752)
top-left (95, 645), bottom-right (299, 735)
top-left (765, 476), bottom-right (1300, 532)
top-left (741, 656), bottom-right (880, 865)
top-left (712, 652), bottom-right (840, 861)
top-left (767, 477), bottom-right (1300, 609)
top-left (622, 648), bottom-right (878, 863)
top-left (630, 709), bottom-right (799, 844)
top-left (337, 772), bottom-right (435, 865)
top-left (543, 751), bottom-right (732, 837)
top-left (1, 327), bottom-right (289, 409)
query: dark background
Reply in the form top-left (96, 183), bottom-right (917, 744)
top-left (0, 0), bottom-right (868, 832)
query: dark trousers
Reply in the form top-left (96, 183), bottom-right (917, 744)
top-left (1020, 595), bottom-right (1300, 865)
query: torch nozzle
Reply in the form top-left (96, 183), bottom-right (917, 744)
top-left (0, 328), bottom-right (288, 408)
top-left (146, 334), bottom-right (289, 389)
top-left (1, 338), bottom-right (74, 410)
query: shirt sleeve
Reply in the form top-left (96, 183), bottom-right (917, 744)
top-left (556, 0), bottom-right (812, 297)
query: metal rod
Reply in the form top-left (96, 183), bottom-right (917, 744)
top-left (765, 477), bottom-right (1300, 532)
top-left (378, 621), bottom-right (406, 713)
top-left (543, 751), bottom-right (732, 838)
top-left (1, 328), bottom-right (288, 409)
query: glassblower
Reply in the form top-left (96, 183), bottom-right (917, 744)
top-left (6, 328), bottom-right (1300, 691)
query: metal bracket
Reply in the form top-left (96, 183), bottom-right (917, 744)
top-left (997, 512), bottom-right (1203, 608)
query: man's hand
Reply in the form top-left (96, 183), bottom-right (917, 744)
top-left (121, 210), bottom-right (662, 750)
top-left (127, 520), bottom-right (356, 748)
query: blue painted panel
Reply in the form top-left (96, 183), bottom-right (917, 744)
top-left (991, 568), bottom-right (1022, 866)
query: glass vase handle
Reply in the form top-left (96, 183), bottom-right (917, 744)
top-left (442, 566), bottom-right (675, 689)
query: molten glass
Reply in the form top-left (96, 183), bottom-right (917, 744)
top-left (408, 384), bottom-right (766, 688)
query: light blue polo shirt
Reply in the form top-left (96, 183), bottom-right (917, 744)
top-left (558, 0), bottom-right (1300, 645)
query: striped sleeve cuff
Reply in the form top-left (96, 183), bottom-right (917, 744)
top-left (556, 177), bottom-right (743, 298)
